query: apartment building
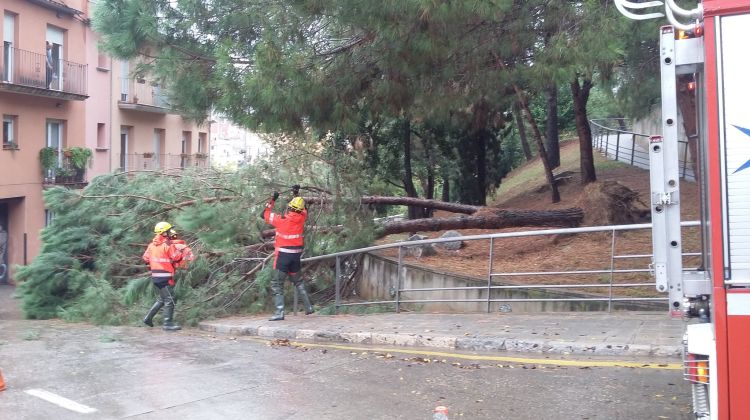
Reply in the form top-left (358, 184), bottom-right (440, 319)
top-left (112, 57), bottom-right (209, 173)
top-left (0, 0), bottom-right (208, 284)
top-left (210, 115), bottom-right (268, 170)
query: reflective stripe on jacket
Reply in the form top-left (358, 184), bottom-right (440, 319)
top-left (142, 234), bottom-right (181, 275)
top-left (263, 200), bottom-right (307, 249)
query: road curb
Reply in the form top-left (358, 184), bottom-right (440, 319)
top-left (198, 321), bottom-right (682, 358)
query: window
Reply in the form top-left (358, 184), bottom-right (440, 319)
top-left (97, 48), bottom-right (110, 70)
top-left (46, 120), bottom-right (64, 178)
top-left (153, 129), bottom-right (164, 168)
top-left (3, 13), bottom-right (16, 83)
top-left (96, 123), bottom-right (107, 149)
top-left (45, 209), bottom-right (54, 227)
top-left (198, 132), bottom-right (207, 153)
top-left (120, 126), bottom-right (130, 171)
top-left (181, 131), bottom-right (191, 168)
top-left (2, 115), bottom-right (17, 149)
top-left (46, 26), bottom-right (64, 91)
top-left (120, 60), bottom-right (129, 101)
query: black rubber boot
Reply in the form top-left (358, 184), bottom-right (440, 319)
top-left (293, 277), bottom-right (314, 315)
top-left (161, 286), bottom-right (181, 331)
top-left (162, 305), bottom-right (182, 331)
top-left (269, 294), bottom-right (285, 321)
top-left (143, 299), bottom-right (164, 327)
top-left (269, 270), bottom-right (286, 321)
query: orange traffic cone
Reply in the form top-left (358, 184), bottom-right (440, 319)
top-left (0, 368), bottom-right (6, 391)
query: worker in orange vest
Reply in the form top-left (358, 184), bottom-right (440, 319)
top-left (142, 221), bottom-right (185, 331)
top-left (261, 186), bottom-right (314, 320)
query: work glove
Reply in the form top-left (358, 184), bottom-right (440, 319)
top-left (292, 184), bottom-right (300, 196)
top-left (272, 191), bottom-right (280, 201)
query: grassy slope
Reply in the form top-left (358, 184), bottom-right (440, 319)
top-left (378, 139), bottom-right (702, 298)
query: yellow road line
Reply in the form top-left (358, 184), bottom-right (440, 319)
top-left (244, 337), bottom-right (682, 370)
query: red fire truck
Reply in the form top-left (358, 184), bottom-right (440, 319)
top-left (615, 1), bottom-right (750, 418)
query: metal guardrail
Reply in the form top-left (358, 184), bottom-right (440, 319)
top-left (120, 78), bottom-right (168, 108)
top-left (302, 221), bottom-right (702, 313)
top-left (590, 118), bottom-right (695, 181)
top-left (0, 46), bottom-right (87, 96)
top-left (119, 153), bottom-right (209, 171)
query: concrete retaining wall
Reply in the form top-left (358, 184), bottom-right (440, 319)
top-left (357, 253), bottom-right (666, 313)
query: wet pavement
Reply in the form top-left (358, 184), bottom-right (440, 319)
top-left (0, 285), bottom-right (692, 419)
top-left (199, 310), bottom-right (688, 359)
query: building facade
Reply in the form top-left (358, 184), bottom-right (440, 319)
top-left (209, 115), bottom-right (267, 171)
top-left (0, 0), bottom-right (208, 284)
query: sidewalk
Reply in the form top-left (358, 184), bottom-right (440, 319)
top-left (199, 311), bottom-right (687, 359)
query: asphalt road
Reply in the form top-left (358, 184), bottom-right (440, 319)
top-left (0, 317), bottom-right (692, 419)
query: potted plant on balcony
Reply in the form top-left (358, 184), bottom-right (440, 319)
top-left (194, 152), bottom-right (208, 159)
top-left (55, 166), bottom-right (74, 184)
top-left (39, 147), bottom-right (58, 174)
top-left (66, 147), bottom-right (92, 169)
top-left (67, 147), bottom-right (92, 182)
top-left (142, 152), bottom-right (154, 158)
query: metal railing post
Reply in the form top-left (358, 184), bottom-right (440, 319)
top-left (605, 130), bottom-right (610, 157)
top-left (631, 134), bottom-right (636, 166)
top-left (608, 228), bottom-right (617, 313)
top-left (615, 131), bottom-right (621, 162)
top-left (334, 256), bottom-right (341, 313)
top-left (487, 238), bottom-right (494, 313)
top-left (396, 246), bottom-right (404, 313)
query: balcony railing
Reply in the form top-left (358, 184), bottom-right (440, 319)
top-left (120, 153), bottom-right (209, 171)
top-left (42, 154), bottom-right (88, 188)
top-left (1, 46), bottom-right (87, 99)
top-left (119, 78), bottom-right (169, 111)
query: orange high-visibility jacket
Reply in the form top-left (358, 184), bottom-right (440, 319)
top-left (142, 234), bottom-right (183, 278)
top-left (263, 199), bottom-right (307, 251)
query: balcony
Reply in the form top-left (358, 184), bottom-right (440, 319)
top-left (42, 154), bottom-right (89, 189)
top-left (120, 153), bottom-right (209, 171)
top-left (118, 78), bottom-right (171, 113)
top-left (0, 46), bottom-right (88, 100)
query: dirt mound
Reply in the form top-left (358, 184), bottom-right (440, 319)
top-left (576, 181), bottom-right (651, 225)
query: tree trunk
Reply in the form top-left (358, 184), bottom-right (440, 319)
top-left (423, 135), bottom-right (435, 217)
top-left (401, 118), bottom-right (420, 219)
top-left (305, 195), bottom-right (481, 214)
top-left (571, 75), bottom-right (596, 185)
top-left (261, 206), bottom-right (584, 239)
top-left (677, 74), bottom-right (700, 185)
top-left (513, 84), bottom-right (560, 203)
top-left (377, 208), bottom-right (583, 237)
top-left (513, 101), bottom-right (533, 161)
top-left (545, 83), bottom-right (561, 169)
top-left (475, 130), bottom-right (488, 206)
top-left (441, 175), bottom-right (450, 202)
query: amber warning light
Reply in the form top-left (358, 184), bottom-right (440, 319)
top-left (677, 25), bottom-right (704, 40)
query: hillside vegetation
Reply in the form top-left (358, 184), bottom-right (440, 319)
top-left (376, 140), bottom-right (702, 298)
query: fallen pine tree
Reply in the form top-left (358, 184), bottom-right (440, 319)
top-left (262, 196), bottom-right (583, 238)
top-left (14, 168), bottom-right (584, 326)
